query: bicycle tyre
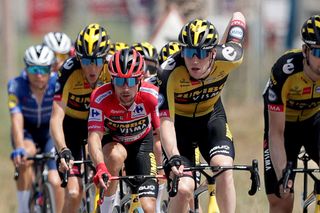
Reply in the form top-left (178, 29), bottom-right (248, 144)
top-left (42, 182), bottom-right (56, 213)
top-left (28, 185), bottom-right (40, 213)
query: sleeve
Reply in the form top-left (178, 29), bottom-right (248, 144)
top-left (7, 78), bottom-right (22, 114)
top-left (158, 60), bottom-right (175, 119)
top-left (265, 56), bottom-right (289, 113)
top-left (88, 88), bottom-right (106, 132)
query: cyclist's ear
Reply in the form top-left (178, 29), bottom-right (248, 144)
top-left (302, 44), bottom-right (308, 57)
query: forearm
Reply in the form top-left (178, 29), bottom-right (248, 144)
top-left (269, 134), bottom-right (287, 180)
top-left (220, 11), bottom-right (246, 45)
top-left (88, 131), bottom-right (105, 166)
top-left (11, 113), bottom-right (24, 148)
top-left (160, 118), bottom-right (180, 158)
top-left (50, 102), bottom-right (66, 152)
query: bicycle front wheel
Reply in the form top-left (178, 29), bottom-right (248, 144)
top-left (42, 182), bottom-right (56, 213)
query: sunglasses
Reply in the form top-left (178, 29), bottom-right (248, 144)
top-left (56, 53), bottom-right (69, 61)
top-left (80, 57), bottom-right (105, 66)
top-left (310, 47), bottom-right (320, 58)
top-left (113, 77), bottom-right (139, 87)
top-left (26, 66), bottom-right (51, 75)
top-left (182, 47), bottom-right (210, 59)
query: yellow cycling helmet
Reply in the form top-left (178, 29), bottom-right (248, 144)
top-left (75, 23), bottom-right (111, 58)
top-left (158, 41), bottom-right (182, 64)
top-left (301, 15), bottom-right (320, 45)
top-left (132, 42), bottom-right (158, 63)
top-left (108, 42), bottom-right (129, 56)
top-left (179, 18), bottom-right (219, 49)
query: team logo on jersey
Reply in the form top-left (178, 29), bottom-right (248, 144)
top-left (158, 94), bottom-right (165, 108)
top-left (106, 117), bottom-right (149, 135)
top-left (268, 89), bottom-right (277, 102)
top-left (95, 90), bottom-right (112, 104)
top-left (63, 58), bottom-right (74, 70)
top-left (302, 87), bottom-right (312, 95)
top-left (282, 58), bottom-right (294, 74)
top-left (316, 86), bottom-right (320, 93)
top-left (67, 93), bottom-right (91, 111)
top-left (132, 104), bottom-right (146, 118)
top-left (88, 108), bottom-right (102, 122)
top-left (8, 94), bottom-right (18, 109)
top-left (221, 45), bottom-right (237, 61)
top-left (55, 82), bottom-right (61, 93)
top-left (229, 26), bottom-right (244, 40)
top-left (161, 57), bottom-right (176, 71)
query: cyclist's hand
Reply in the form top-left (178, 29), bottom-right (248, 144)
top-left (58, 148), bottom-right (74, 172)
top-left (93, 162), bottom-right (111, 192)
top-left (275, 177), bottom-right (293, 198)
top-left (165, 155), bottom-right (184, 177)
top-left (10, 148), bottom-right (26, 167)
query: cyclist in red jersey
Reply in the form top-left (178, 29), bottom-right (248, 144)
top-left (88, 48), bottom-right (160, 213)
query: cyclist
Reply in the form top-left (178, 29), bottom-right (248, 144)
top-left (50, 23), bottom-right (111, 213)
top-left (87, 48), bottom-right (160, 213)
top-left (8, 44), bottom-right (64, 213)
top-left (158, 41), bottom-right (182, 65)
top-left (158, 12), bottom-right (246, 213)
top-left (263, 15), bottom-right (320, 212)
top-left (132, 41), bottom-right (167, 212)
top-left (43, 32), bottom-right (75, 71)
top-left (106, 41), bottom-right (129, 61)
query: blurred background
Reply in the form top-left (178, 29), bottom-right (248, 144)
top-left (0, 0), bottom-right (318, 212)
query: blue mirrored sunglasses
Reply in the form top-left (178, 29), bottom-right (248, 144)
top-left (182, 47), bottom-right (210, 59)
top-left (310, 47), bottom-right (320, 58)
top-left (80, 57), bottom-right (105, 66)
top-left (113, 77), bottom-right (139, 87)
top-left (26, 66), bottom-right (51, 75)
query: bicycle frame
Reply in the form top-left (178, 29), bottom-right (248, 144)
top-left (98, 174), bottom-right (166, 213)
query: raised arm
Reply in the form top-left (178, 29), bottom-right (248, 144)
top-left (220, 11), bottom-right (246, 45)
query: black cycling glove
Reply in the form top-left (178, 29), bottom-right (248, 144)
top-left (164, 155), bottom-right (182, 178)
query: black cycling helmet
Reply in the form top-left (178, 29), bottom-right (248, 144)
top-left (158, 41), bottom-right (182, 64)
top-left (301, 15), bottom-right (320, 45)
top-left (179, 18), bottom-right (219, 49)
top-left (132, 42), bottom-right (158, 63)
top-left (75, 23), bottom-right (111, 58)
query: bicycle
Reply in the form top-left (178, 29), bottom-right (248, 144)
top-left (283, 150), bottom-right (320, 213)
top-left (173, 159), bottom-right (260, 213)
top-left (98, 174), bottom-right (168, 213)
top-left (14, 152), bottom-right (56, 213)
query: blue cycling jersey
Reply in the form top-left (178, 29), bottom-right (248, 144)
top-left (7, 70), bottom-right (57, 128)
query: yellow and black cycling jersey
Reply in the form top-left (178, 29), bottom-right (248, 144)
top-left (263, 49), bottom-right (320, 122)
top-left (158, 42), bottom-right (243, 118)
top-left (54, 56), bottom-right (111, 120)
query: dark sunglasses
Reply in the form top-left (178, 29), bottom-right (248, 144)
top-left (80, 57), bottom-right (105, 66)
top-left (182, 47), bottom-right (210, 59)
top-left (309, 47), bottom-right (320, 58)
top-left (113, 77), bottom-right (139, 87)
top-left (26, 66), bottom-right (51, 75)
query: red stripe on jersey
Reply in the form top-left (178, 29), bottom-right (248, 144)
top-left (159, 110), bottom-right (170, 118)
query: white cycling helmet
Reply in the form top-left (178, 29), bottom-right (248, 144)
top-left (24, 44), bottom-right (56, 66)
top-left (43, 32), bottom-right (72, 54)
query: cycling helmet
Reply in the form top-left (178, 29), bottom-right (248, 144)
top-left (75, 23), bottom-right (111, 58)
top-left (178, 18), bottom-right (219, 49)
top-left (132, 42), bottom-right (158, 63)
top-left (108, 42), bottom-right (129, 55)
top-left (301, 15), bottom-right (320, 45)
top-left (24, 44), bottom-right (55, 66)
top-left (43, 32), bottom-right (72, 54)
top-left (158, 41), bottom-right (182, 64)
top-left (108, 48), bottom-right (144, 79)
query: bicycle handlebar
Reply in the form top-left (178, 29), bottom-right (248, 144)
top-left (172, 159), bottom-right (260, 196)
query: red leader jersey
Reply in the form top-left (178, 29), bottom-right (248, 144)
top-left (88, 82), bottom-right (160, 144)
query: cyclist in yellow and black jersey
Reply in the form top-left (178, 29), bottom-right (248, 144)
top-left (50, 23), bottom-right (111, 213)
top-left (159, 12), bottom-right (246, 213)
top-left (263, 15), bottom-right (320, 213)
